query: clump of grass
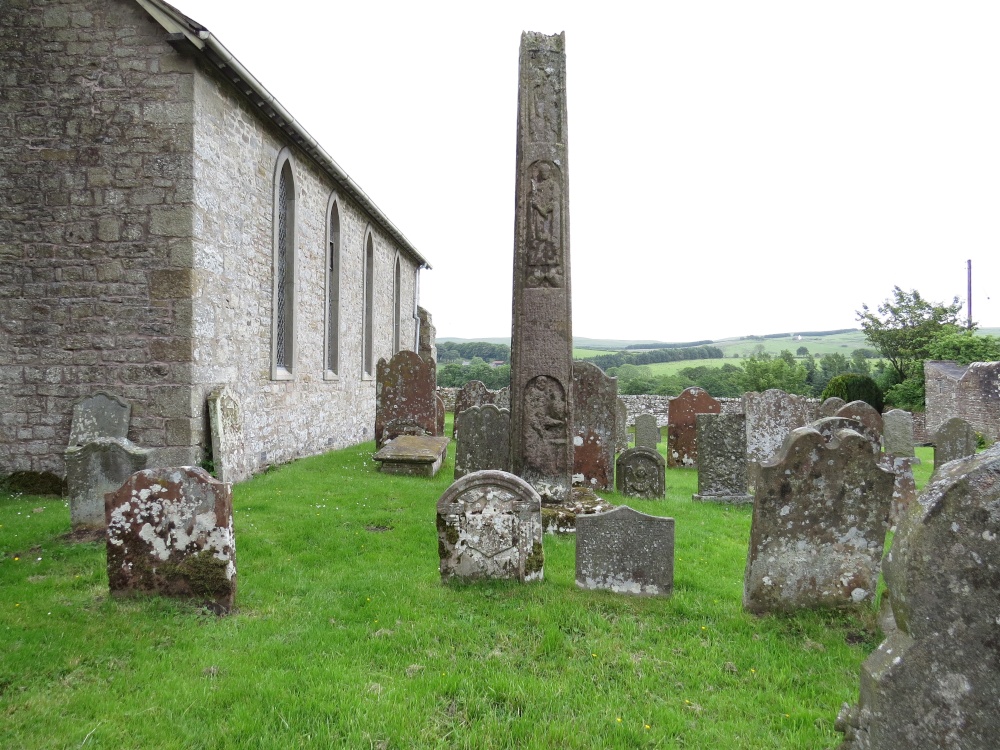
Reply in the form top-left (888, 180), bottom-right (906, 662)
top-left (0, 433), bottom-right (893, 748)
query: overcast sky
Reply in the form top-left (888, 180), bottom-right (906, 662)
top-left (178, 0), bottom-right (1000, 341)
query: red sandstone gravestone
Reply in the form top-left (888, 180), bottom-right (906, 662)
top-left (667, 386), bottom-right (720, 468)
top-left (375, 350), bottom-right (437, 449)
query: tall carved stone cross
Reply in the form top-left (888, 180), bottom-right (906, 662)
top-left (510, 32), bottom-right (573, 498)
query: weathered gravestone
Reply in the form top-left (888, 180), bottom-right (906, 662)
top-left (668, 386), bottom-right (721, 468)
top-left (744, 425), bottom-right (894, 614)
top-left (509, 31), bottom-right (574, 499)
top-left (541, 486), bottom-right (615, 535)
top-left (373, 435), bottom-right (449, 477)
top-left (572, 361), bottom-right (617, 490)
top-left (616, 446), bottom-right (665, 500)
top-left (882, 409), bottom-right (916, 459)
top-left (887, 456), bottom-right (918, 528)
top-left (812, 416), bottom-right (881, 455)
top-left (819, 396), bottom-right (847, 418)
top-left (68, 391), bottom-right (130, 446)
top-left (375, 350), bottom-right (437, 449)
top-left (435, 394), bottom-right (446, 437)
top-left (105, 466), bottom-right (236, 614)
top-left (835, 444), bottom-right (1000, 750)
top-left (417, 306), bottom-right (436, 363)
top-left (453, 380), bottom-right (494, 438)
top-left (494, 387), bottom-right (511, 411)
top-left (436, 470), bottom-right (543, 583)
top-left (454, 405), bottom-right (511, 479)
top-left (743, 389), bottom-right (817, 489)
top-left (835, 401), bottom-right (884, 448)
top-left (576, 506), bottom-right (674, 596)
top-left (207, 386), bottom-right (246, 483)
top-left (615, 398), bottom-right (628, 454)
top-left (933, 416), bottom-right (976, 470)
top-left (65, 438), bottom-right (151, 531)
top-left (634, 413), bottom-right (660, 450)
top-left (693, 413), bottom-right (751, 504)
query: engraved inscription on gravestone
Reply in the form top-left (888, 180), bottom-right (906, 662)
top-left (576, 506), bottom-right (675, 596)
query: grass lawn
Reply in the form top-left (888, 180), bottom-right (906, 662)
top-left (1, 439), bottom-right (932, 749)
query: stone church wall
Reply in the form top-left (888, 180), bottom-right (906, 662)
top-left (925, 360), bottom-right (1000, 441)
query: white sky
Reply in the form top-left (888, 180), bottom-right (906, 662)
top-left (178, 0), bottom-right (1000, 341)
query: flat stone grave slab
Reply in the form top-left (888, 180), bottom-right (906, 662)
top-left (373, 435), bottom-right (449, 477)
top-left (576, 506), bottom-right (674, 596)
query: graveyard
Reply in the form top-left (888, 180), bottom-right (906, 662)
top-left (0, 428), bottom-right (936, 749)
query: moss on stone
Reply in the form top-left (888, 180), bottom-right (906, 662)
top-left (160, 550), bottom-right (232, 598)
top-left (524, 541), bottom-right (544, 577)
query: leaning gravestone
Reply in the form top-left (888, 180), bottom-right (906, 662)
top-left (375, 350), bottom-right (437, 449)
top-left (616, 446), bottom-right (665, 500)
top-left (68, 391), bottom-right (130, 446)
top-left (105, 466), bottom-right (236, 614)
top-left (634, 413), bottom-right (660, 450)
top-left (933, 416), bottom-right (976, 469)
top-left (744, 425), bottom-right (894, 614)
top-left (835, 444), bottom-right (1000, 750)
top-left (693, 413), bottom-right (751, 504)
top-left (454, 405), bottom-right (511, 480)
top-left (615, 398), bottom-right (628, 454)
top-left (667, 386), bottom-right (721, 468)
top-left (819, 396), bottom-right (847, 418)
top-left (452, 380), bottom-right (494, 437)
top-left (743, 389), bottom-right (817, 489)
top-left (207, 386), bottom-right (246, 483)
top-left (572, 361), bottom-right (617, 490)
top-left (436, 470), bottom-right (544, 583)
top-left (882, 409), bottom-right (916, 459)
top-left (576, 506), bottom-right (674, 596)
top-left (65, 438), bottom-right (151, 531)
top-left (509, 31), bottom-right (574, 499)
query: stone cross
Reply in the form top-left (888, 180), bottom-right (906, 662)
top-left (509, 31), bottom-right (574, 499)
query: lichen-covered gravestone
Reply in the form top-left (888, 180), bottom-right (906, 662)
top-left (616, 446), bottom-right (665, 500)
top-left (744, 425), bottom-right (894, 614)
top-left (933, 416), bottom-right (976, 470)
top-left (576, 506), bottom-right (674, 596)
top-left (65, 438), bottom-right (151, 531)
top-left (436, 470), bottom-right (544, 583)
top-left (68, 391), bottom-right (131, 446)
top-left (572, 361), bottom-right (617, 490)
top-left (819, 396), bottom-right (847, 418)
top-left (835, 401), bottom-right (884, 449)
top-left (835, 444), bottom-right (1000, 750)
top-left (693, 413), bottom-right (751, 504)
top-left (454, 405), bottom-right (511, 480)
top-left (435, 394), bottom-right (446, 437)
top-left (743, 389), bottom-right (817, 489)
top-left (882, 409), bottom-right (916, 459)
top-left (452, 380), bottom-right (494, 437)
top-left (417, 306), bottom-right (436, 363)
top-left (207, 386), bottom-right (246, 483)
top-left (615, 398), bottom-right (628, 454)
top-left (105, 466), bottom-right (236, 614)
top-left (375, 350), bottom-right (437, 449)
top-left (633, 413), bottom-right (660, 450)
top-left (667, 387), bottom-right (721, 468)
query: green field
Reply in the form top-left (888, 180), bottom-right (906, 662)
top-left (0, 437), bottom-right (929, 748)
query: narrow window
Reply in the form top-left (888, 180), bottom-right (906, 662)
top-left (325, 198), bottom-right (341, 376)
top-left (393, 255), bottom-right (402, 354)
top-left (272, 152), bottom-right (296, 378)
top-left (363, 232), bottom-right (375, 376)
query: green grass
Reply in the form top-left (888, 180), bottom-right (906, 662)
top-left (2, 434), bottom-right (915, 749)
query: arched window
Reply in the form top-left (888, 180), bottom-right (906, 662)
top-left (272, 150), bottom-right (296, 378)
top-left (392, 255), bottom-right (401, 354)
top-left (325, 196), bottom-right (341, 377)
top-left (363, 231), bottom-right (375, 377)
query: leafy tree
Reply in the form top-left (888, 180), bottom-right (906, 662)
top-left (796, 346), bottom-right (809, 356)
top-left (821, 373), bottom-right (884, 413)
top-left (735, 353), bottom-right (811, 395)
top-left (926, 331), bottom-right (1000, 364)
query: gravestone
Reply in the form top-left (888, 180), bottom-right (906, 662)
top-left (835, 401), bottom-right (884, 448)
top-left (436, 470), bottom-right (544, 583)
top-left (417, 306), bottom-right (436, 363)
top-left (68, 391), bottom-right (130, 446)
top-left (693, 413), bottom-right (751, 504)
top-left (207, 386), bottom-right (244, 483)
top-left (744, 425), bottom-right (894, 614)
top-left (572, 361), bottom-right (617, 490)
top-left (453, 380), bottom-right (494, 437)
top-left (105, 466), bottom-right (236, 614)
top-left (509, 31), bottom-right (574, 499)
top-left (933, 416), bottom-right (976, 469)
top-left (65, 438), bottom-right (151, 531)
top-left (616, 447), bottom-right (665, 500)
top-left (541, 486), bottom-right (615, 535)
top-left (882, 409), bottom-right (916, 459)
top-left (375, 350), bottom-right (437, 449)
top-left (494, 387), bottom-right (511, 411)
top-left (819, 396), bottom-right (847, 418)
top-left (633, 413), bottom-right (660, 450)
top-left (454, 405), bottom-right (511, 479)
top-left (435, 394), bottom-right (446, 437)
top-left (887, 456), bottom-right (917, 527)
top-left (812, 416), bottom-right (880, 455)
top-left (373, 435), bottom-right (449, 477)
top-left (576, 506), bottom-right (674, 596)
top-left (667, 386), bottom-right (721, 468)
top-left (615, 398), bottom-right (628, 453)
top-left (835, 445), bottom-right (1000, 750)
top-left (743, 389), bottom-right (817, 489)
